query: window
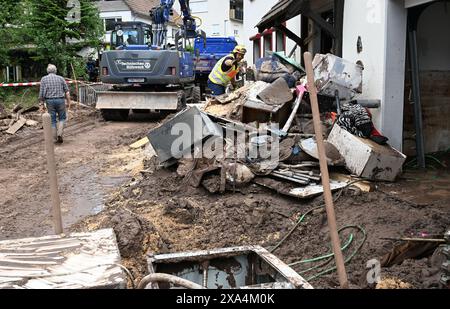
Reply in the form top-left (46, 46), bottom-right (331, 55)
top-left (211, 24), bottom-right (220, 36)
top-left (105, 18), bottom-right (122, 31)
top-left (234, 29), bottom-right (239, 36)
top-left (112, 29), bottom-right (139, 47)
top-left (4, 66), bottom-right (21, 82)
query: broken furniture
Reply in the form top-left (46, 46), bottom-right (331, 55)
top-left (327, 124), bottom-right (406, 181)
top-left (145, 246), bottom-right (313, 289)
top-left (0, 229), bottom-right (126, 289)
top-left (242, 99), bottom-right (291, 128)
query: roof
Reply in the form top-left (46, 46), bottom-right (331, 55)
top-left (95, 0), bottom-right (182, 25)
top-left (124, 0), bottom-right (182, 25)
top-left (256, 0), bottom-right (307, 32)
top-left (96, 0), bottom-right (130, 13)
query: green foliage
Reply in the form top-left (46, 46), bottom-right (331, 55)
top-left (185, 44), bottom-right (194, 53)
top-left (71, 57), bottom-right (89, 81)
top-left (0, 0), bottom-right (27, 67)
top-left (0, 88), bottom-right (39, 110)
top-left (26, 0), bottom-right (103, 77)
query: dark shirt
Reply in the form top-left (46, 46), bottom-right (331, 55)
top-left (39, 73), bottom-right (69, 100)
top-left (221, 56), bottom-right (236, 72)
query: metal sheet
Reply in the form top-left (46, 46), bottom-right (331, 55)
top-left (254, 177), bottom-right (347, 199)
top-left (148, 106), bottom-right (222, 163)
top-left (148, 245), bottom-right (313, 289)
top-left (96, 91), bottom-right (178, 110)
top-left (0, 229), bottom-right (125, 289)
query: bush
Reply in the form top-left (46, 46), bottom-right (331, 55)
top-left (0, 87), bottom-right (39, 110)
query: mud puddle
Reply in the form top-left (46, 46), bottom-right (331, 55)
top-left (59, 165), bottom-right (131, 227)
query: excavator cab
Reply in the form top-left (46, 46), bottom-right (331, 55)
top-left (110, 22), bottom-right (151, 51)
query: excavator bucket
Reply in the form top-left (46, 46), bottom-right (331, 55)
top-left (96, 91), bottom-right (179, 111)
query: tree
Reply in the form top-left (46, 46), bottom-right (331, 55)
top-left (27, 0), bottom-right (103, 77)
top-left (0, 0), bottom-right (26, 67)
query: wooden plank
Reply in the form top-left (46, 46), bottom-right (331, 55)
top-left (25, 119), bottom-right (39, 127)
top-left (330, 173), bottom-right (374, 192)
top-left (5, 117), bottom-right (26, 135)
top-left (130, 136), bottom-right (149, 149)
top-left (254, 177), bottom-right (347, 199)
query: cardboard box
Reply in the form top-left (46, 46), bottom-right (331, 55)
top-left (327, 125), bottom-right (406, 181)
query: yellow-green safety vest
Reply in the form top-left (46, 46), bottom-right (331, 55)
top-left (208, 54), bottom-right (239, 86)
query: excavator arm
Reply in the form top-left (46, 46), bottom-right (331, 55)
top-left (150, 0), bottom-right (205, 48)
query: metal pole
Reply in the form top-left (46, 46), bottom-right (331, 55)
top-left (42, 113), bottom-right (63, 234)
top-left (408, 29), bottom-right (426, 168)
top-left (303, 52), bottom-right (349, 289)
top-left (70, 62), bottom-right (79, 113)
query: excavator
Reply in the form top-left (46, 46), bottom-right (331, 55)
top-left (96, 0), bottom-right (205, 121)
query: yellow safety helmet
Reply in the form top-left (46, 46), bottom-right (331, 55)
top-left (233, 45), bottom-right (247, 55)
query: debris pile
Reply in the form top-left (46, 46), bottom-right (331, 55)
top-left (144, 53), bottom-right (407, 198)
top-left (0, 103), bottom-right (40, 135)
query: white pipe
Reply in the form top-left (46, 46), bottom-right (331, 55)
top-left (138, 273), bottom-right (205, 289)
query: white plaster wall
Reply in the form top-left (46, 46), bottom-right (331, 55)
top-left (173, 0), bottom-right (243, 42)
top-left (342, 0), bottom-right (387, 136)
top-left (381, 0), bottom-right (407, 151)
top-left (343, 0), bottom-right (408, 150)
top-left (243, 0), bottom-right (278, 65)
top-left (243, 0), bottom-right (301, 64)
top-left (286, 17), bottom-right (302, 64)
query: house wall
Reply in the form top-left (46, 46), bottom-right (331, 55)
top-left (342, 0), bottom-right (408, 151)
top-left (243, 0), bottom-right (301, 65)
top-left (174, 0), bottom-right (244, 43)
top-left (342, 0), bottom-right (387, 132)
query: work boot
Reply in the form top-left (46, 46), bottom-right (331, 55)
top-left (56, 122), bottom-right (65, 144)
top-left (52, 127), bottom-right (58, 143)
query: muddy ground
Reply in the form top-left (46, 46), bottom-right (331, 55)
top-left (1, 110), bottom-right (449, 289)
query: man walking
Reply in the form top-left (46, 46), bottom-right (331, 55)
top-left (39, 64), bottom-right (71, 144)
top-left (208, 45), bottom-right (247, 96)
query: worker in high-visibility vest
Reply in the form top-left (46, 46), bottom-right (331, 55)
top-left (207, 45), bottom-right (247, 96)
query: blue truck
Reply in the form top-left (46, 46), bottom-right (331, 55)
top-left (194, 37), bottom-right (238, 99)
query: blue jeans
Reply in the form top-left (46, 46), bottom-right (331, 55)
top-left (207, 79), bottom-right (226, 96)
top-left (46, 98), bottom-right (67, 128)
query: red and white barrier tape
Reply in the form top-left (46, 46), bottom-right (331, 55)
top-left (0, 81), bottom-right (75, 87)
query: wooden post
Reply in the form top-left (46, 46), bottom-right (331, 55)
top-left (303, 52), bottom-right (349, 289)
top-left (42, 113), bottom-right (63, 234)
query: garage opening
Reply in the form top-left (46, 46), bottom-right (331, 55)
top-left (403, 1), bottom-right (450, 158)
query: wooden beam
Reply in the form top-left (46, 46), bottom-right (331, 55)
top-left (334, 0), bottom-right (345, 56)
top-left (304, 51), bottom-right (348, 289)
top-left (303, 8), bottom-right (337, 38)
top-left (274, 24), bottom-right (304, 50)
